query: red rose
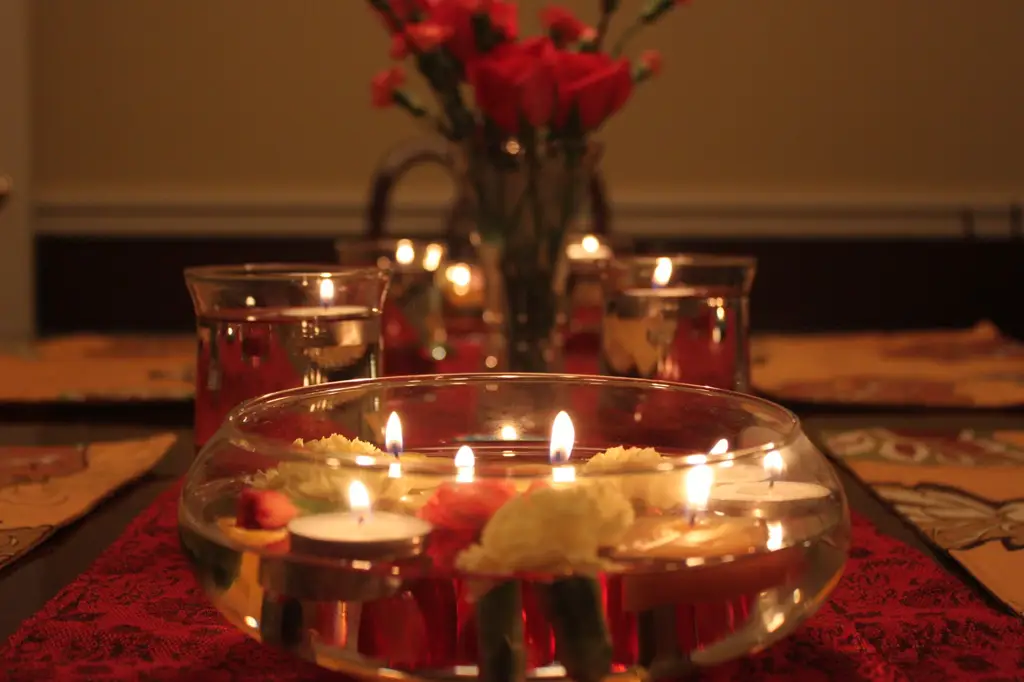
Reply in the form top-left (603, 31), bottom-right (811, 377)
top-left (549, 50), bottom-right (633, 130)
top-left (428, 0), bottom-right (518, 64)
top-left (468, 38), bottom-right (557, 133)
top-left (540, 6), bottom-right (593, 46)
top-left (236, 488), bottom-right (298, 530)
top-left (371, 67), bottom-right (406, 108)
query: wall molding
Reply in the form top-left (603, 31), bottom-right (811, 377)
top-left (33, 190), bottom-right (1021, 239)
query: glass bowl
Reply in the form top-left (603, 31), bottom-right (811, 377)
top-left (179, 374), bottom-right (850, 681)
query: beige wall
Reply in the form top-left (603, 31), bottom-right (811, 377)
top-left (31, 0), bottom-right (1024, 209)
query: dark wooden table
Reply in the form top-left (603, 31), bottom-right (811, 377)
top-left (1, 411), bottom-right (1022, 641)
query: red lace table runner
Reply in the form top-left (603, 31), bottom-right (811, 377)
top-left (3, 484), bottom-right (1023, 681)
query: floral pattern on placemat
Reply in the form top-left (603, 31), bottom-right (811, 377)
top-left (773, 376), bottom-right (971, 407)
top-left (821, 427), bottom-right (1024, 614)
top-left (873, 484), bottom-right (1024, 552)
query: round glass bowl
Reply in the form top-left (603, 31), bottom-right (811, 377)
top-left (180, 374), bottom-right (850, 681)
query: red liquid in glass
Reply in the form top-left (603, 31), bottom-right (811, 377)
top-left (194, 308), bottom-right (381, 449)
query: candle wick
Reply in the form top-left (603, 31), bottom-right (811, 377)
top-left (358, 514), bottom-right (365, 526)
top-left (769, 478), bottom-right (776, 490)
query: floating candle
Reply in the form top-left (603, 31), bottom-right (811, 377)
top-left (287, 480), bottom-right (432, 559)
top-left (275, 305), bottom-right (370, 318)
top-left (709, 481), bottom-right (833, 518)
top-left (565, 234), bottom-right (613, 261)
top-left (712, 463), bottom-right (769, 485)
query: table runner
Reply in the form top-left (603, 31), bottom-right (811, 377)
top-left (752, 321), bottom-right (1024, 408)
top-left (4, 485), bottom-right (1024, 680)
top-left (822, 426), bottom-right (1024, 615)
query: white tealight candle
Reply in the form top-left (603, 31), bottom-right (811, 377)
top-left (713, 463), bottom-right (769, 485)
top-left (709, 481), bottom-right (833, 518)
top-left (287, 481), bottom-right (432, 559)
top-left (566, 234), bottom-right (613, 261)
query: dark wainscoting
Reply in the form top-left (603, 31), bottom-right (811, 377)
top-left (36, 235), bottom-right (1023, 338)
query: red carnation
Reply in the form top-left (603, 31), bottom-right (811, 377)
top-left (639, 49), bottom-right (663, 77)
top-left (549, 50), bottom-right (633, 130)
top-left (391, 21), bottom-right (455, 59)
top-left (540, 6), bottom-right (592, 46)
top-left (427, 0), bottom-right (518, 64)
top-left (418, 479), bottom-right (518, 569)
top-left (468, 38), bottom-right (558, 133)
top-left (375, 0), bottom-right (438, 33)
top-left (236, 488), bottom-right (298, 530)
top-left (371, 67), bottom-right (407, 108)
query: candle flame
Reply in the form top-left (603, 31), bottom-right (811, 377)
top-left (455, 445), bottom-right (475, 468)
top-left (685, 464), bottom-right (715, 510)
top-left (395, 239), bottom-right (416, 266)
top-left (455, 445), bottom-right (475, 483)
top-left (499, 424), bottom-right (518, 441)
top-left (318, 276), bottom-right (335, 305)
top-left (581, 234), bottom-right (600, 254)
top-left (709, 438), bottom-right (730, 456)
top-left (549, 411), bottom-right (574, 465)
top-left (348, 480), bottom-right (371, 512)
top-left (422, 243), bottom-right (443, 272)
top-left (385, 412), bottom-right (403, 456)
top-left (652, 257), bottom-right (673, 287)
top-left (763, 450), bottom-right (784, 476)
top-left (766, 522), bottom-right (784, 551)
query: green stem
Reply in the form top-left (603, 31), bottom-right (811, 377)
top-left (610, 21), bottom-right (644, 58)
top-left (594, 11), bottom-right (613, 51)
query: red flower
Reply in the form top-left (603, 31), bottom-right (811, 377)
top-left (639, 49), bottom-right (663, 77)
top-left (371, 67), bottom-right (406, 108)
top-left (468, 38), bottom-right (558, 133)
top-left (428, 0), bottom-right (518, 64)
top-left (375, 0), bottom-right (438, 33)
top-left (418, 479), bottom-right (518, 569)
top-left (540, 6), bottom-right (592, 45)
top-left (236, 488), bottom-right (298, 530)
top-left (419, 479), bottom-right (518, 530)
top-left (549, 50), bottom-right (633, 130)
top-left (391, 21), bottom-right (455, 59)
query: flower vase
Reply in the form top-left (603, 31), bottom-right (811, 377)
top-left (367, 138), bottom-right (610, 374)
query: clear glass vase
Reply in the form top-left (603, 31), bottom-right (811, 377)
top-left (367, 138), bottom-right (611, 374)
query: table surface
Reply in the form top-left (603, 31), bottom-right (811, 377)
top-left (1, 411), bottom-right (1022, 641)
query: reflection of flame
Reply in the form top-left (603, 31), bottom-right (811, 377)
top-left (319, 277), bottom-right (335, 305)
top-left (581, 235), bottom-right (600, 254)
top-left (244, 295), bottom-right (256, 307)
top-left (499, 424), bottom-right (518, 441)
top-left (652, 257), bottom-right (673, 287)
top-left (550, 411), bottom-right (574, 464)
top-left (422, 243), bottom-right (443, 272)
top-left (385, 412), bottom-right (403, 455)
top-left (445, 263), bottom-right (473, 297)
top-left (395, 239), bottom-right (416, 265)
top-left (685, 465), bottom-right (715, 510)
top-left (709, 438), bottom-right (730, 456)
top-left (349, 480), bottom-right (371, 512)
top-left (766, 522), bottom-right (784, 551)
top-left (455, 445), bottom-right (475, 483)
top-left (763, 450), bottom-right (784, 477)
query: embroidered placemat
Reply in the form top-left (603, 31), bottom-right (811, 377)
top-left (822, 426), bottom-right (1024, 613)
top-left (0, 334), bottom-right (194, 402)
top-left (752, 321), bottom-right (1024, 408)
top-left (0, 434), bottom-right (177, 572)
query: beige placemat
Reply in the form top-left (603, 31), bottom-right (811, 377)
top-left (0, 334), bottom-right (194, 402)
top-left (753, 321), bottom-right (1024, 408)
top-left (0, 433), bottom-right (177, 571)
top-left (822, 427), bottom-right (1024, 614)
